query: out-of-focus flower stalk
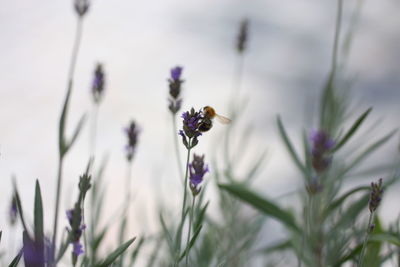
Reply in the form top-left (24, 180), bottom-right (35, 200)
top-left (51, 2), bottom-right (89, 263)
top-left (359, 178), bottom-right (383, 267)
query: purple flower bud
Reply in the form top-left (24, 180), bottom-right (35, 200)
top-left (310, 130), bottom-right (335, 173)
top-left (369, 178), bottom-right (384, 213)
top-left (180, 108), bottom-right (202, 149)
top-left (168, 66), bottom-right (184, 114)
top-left (91, 63), bottom-right (105, 104)
top-left (189, 154), bottom-right (209, 196)
top-left (124, 120), bottom-right (140, 162)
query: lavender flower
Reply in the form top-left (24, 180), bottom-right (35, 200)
top-left (310, 130), bottom-right (335, 173)
top-left (91, 63), bottom-right (105, 104)
top-left (237, 19), bottom-right (249, 53)
top-left (369, 178), bottom-right (384, 213)
top-left (74, 0), bottom-right (90, 17)
top-left (9, 195), bottom-right (17, 225)
top-left (179, 108), bottom-right (202, 149)
top-left (189, 154), bottom-right (209, 196)
top-left (168, 66), bottom-right (184, 114)
top-left (125, 120), bottom-right (140, 162)
top-left (66, 208), bottom-right (86, 261)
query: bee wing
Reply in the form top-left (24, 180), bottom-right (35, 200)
top-left (215, 114), bottom-right (231, 124)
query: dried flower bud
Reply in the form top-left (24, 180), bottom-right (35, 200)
top-left (74, 0), bottom-right (90, 17)
top-left (9, 195), bottom-right (18, 226)
top-left (189, 154), bottom-right (209, 196)
top-left (369, 178), bottom-right (383, 213)
top-left (91, 63), bottom-right (105, 104)
top-left (237, 19), bottom-right (249, 53)
top-left (124, 121), bottom-right (140, 162)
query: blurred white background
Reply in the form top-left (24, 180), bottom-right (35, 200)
top-left (0, 0), bottom-right (399, 265)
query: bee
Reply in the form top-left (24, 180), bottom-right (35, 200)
top-left (198, 106), bottom-right (231, 132)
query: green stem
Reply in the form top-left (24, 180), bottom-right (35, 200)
top-left (172, 114), bottom-right (184, 183)
top-left (175, 139), bottom-right (192, 266)
top-left (51, 156), bottom-right (64, 262)
top-left (90, 103), bottom-right (99, 159)
top-left (181, 140), bottom-right (192, 220)
top-left (185, 196), bottom-right (196, 267)
top-left (331, 0), bottom-right (343, 80)
top-left (359, 212), bottom-right (374, 267)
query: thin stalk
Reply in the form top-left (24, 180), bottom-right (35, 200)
top-left (172, 114), bottom-right (184, 183)
top-left (185, 196), bottom-right (196, 267)
top-left (358, 212), bottom-right (374, 267)
top-left (126, 160), bottom-right (133, 212)
top-left (90, 103), bottom-right (99, 159)
top-left (181, 140), bottom-right (192, 220)
top-left (224, 52), bottom-right (245, 175)
top-left (331, 0), bottom-right (343, 80)
top-left (51, 157), bottom-right (64, 259)
top-left (52, 16), bottom-right (85, 263)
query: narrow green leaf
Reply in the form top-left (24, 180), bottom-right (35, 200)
top-left (92, 228), bottom-right (107, 252)
top-left (117, 216), bottom-right (127, 267)
top-left (334, 244), bottom-right (363, 267)
top-left (159, 213), bottom-right (174, 253)
top-left (277, 116), bottom-right (306, 174)
top-left (259, 239), bottom-right (292, 254)
top-left (8, 250), bottom-right (23, 267)
top-left (219, 183), bottom-right (300, 233)
top-left (178, 225), bottom-right (203, 261)
top-left (194, 201), bottom-right (209, 230)
top-left (96, 237), bottom-right (135, 267)
top-left (0, 231), bottom-right (2, 244)
top-left (325, 186), bottom-right (370, 217)
top-left (332, 194), bottom-right (369, 232)
top-left (66, 113), bottom-right (87, 152)
top-left (341, 130), bottom-right (397, 176)
top-left (370, 233), bottom-right (400, 247)
top-left (34, 180), bottom-right (45, 266)
top-left (130, 237), bottom-right (145, 265)
top-left (333, 108), bottom-right (372, 152)
top-left (12, 179), bottom-right (29, 233)
top-left (59, 85), bottom-right (72, 156)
